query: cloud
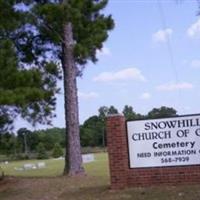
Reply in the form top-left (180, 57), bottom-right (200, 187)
top-left (96, 46), bottom-right (111, 57)
top-left (187, 18), bottom-right (200, 38)
top-left (140, 92), bottom-right (151, 100)
top-left (93, 68), bottom-right (146, 82)
top-left (190, 59), bottom-right (200, 68)
top-left (152, 28), bottom-right (173, 43)
top-left (156, 82), bottom-right (194, 91)
top-left (78, 92), bottom-right (99, 100)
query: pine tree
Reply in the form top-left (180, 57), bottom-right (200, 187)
top-left (0, 1), bottom-right (60, 131)
top-left (0, 0), bottom-right (114, 175)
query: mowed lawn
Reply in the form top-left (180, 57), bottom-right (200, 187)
top-left (1, 153), bottom-right (200, 200)
top-left (1, 153), bottom-right (109, 178)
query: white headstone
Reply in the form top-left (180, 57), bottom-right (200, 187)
top-left (14, 167), bottom-right (24, 171)
top-left (23, 163), bottom-right (36, 170)
top-left (37, 162), bottom-right (46, 168)
top-left (82, 154), bottom-right (95, 163)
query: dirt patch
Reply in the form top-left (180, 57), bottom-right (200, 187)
top-left (0, 176), bottom-right (107, 200)
top-left (1, 176), bottom-right (200, 200)
top-left (0, 177), bottom-right (19, 192)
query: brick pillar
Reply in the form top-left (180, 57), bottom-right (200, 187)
top-left (107, 115), bottom-right (200, 188)
top-left (106, 114), bottom-right (128, 189)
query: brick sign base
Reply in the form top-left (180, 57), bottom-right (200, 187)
top-left (106, 114), bottom-right (200, 190)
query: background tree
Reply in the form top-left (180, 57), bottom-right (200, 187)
top-left (98, 106), bottom-right (109, 121)
top-left (80, 115), bottom-right (104, 147)
top-left (123, 105), bottom-right (137, 120)
top-left (0, 105), bottom-right (179, 160)
top-left (98, 105), bottom-right (118, 119)
top-left (36, 142), bottom-right (48, 160)
top-left (147, 106), bottom-right (177, 119)
top-left (33, 128), bottom-right (65, 150)
top-left (108, 106), bottom-right (119, 115)
top-left (52, 143), bottom-right (63, 158)
top-left (0, 132), bottom-right (17, 156)
top-left (98, 105), bottom-right (118, 145)
top-left (17, 128), bottom-right (32, 157)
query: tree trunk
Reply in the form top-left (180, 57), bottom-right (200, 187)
top-left (62, 22), bottom-right (84, 176)
top-left (24, 133), bottom-right (28, 156)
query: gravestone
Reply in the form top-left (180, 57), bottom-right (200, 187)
top-left (37, 162), bottom-right (46, 169)
top-left (23, 163), bottom-right (37, 170)
top-left (82, 154), bottom-right (95, 163)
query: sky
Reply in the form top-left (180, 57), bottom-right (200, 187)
top-left (15, 0), bottom-right (200, 131)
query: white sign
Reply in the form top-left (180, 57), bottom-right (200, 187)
top-left (127, 114), bottom-right (200, 168)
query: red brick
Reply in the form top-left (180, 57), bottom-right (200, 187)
top-left (106, 114), bottom-right (200, 189)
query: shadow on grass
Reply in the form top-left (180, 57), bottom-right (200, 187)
top-left (1, 176), bottom-right (200, 200)
top-left (59, 185), bottom-right (109, 200)
top-left (59, 183), bottom-right (200, 200)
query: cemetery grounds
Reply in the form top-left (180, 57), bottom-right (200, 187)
top-left (1, 153), bottom-right (200, 200)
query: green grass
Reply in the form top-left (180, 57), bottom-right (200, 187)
top-left (1, 153), bottom-right (109, 177)
top-left (1, 153), bottom-right (200, 200)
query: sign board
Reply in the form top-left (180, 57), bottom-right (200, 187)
top-left (127, 114), bottom-right (200, 168)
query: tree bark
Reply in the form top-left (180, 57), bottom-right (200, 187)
top-left (24, 133), bottom-right (28, 156)
top-left (62, 22), bottom-right (84, 176)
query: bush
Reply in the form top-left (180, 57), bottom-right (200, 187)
top-left (52, 143), bottom-right (63, 158)
top-left (81, 147), bottom-right (107, 154)
top-left (12, 153), bottom-right (30, 160)
top-left (36, 143), bottom-right (48, 159)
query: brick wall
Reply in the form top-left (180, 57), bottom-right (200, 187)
top-left (106, 114), bottom-right (200, 190)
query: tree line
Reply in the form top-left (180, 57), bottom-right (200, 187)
top-left (0, 105), bottom-right (177, 160)
top-left (0, 127), bottom-right (65, 160)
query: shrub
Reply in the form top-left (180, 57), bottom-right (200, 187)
top-left (52, 143), bottom-right (63, 158)
top-left (36, 143), bottom-right (48, 159)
